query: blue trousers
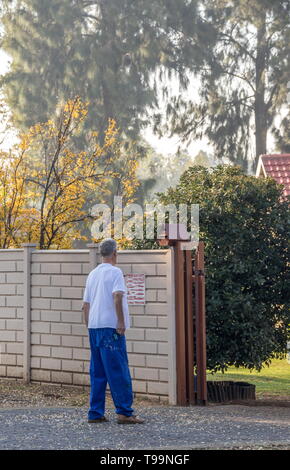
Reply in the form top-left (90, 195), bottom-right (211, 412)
top-left (88, 328), bottom-right (134, 420)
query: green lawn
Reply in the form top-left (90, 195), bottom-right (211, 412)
top-left (207, 359), bottom-right (290, 398)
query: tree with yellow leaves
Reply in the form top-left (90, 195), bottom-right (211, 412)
top-left (0, 148), bottom-right (34, 248)
top-left (0, 97), bottom-right (139, 249)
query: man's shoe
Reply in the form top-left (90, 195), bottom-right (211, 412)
top-left (117, 414), bottom-right (145, 424)
top-left (88, 416), bottom-right (108, 423)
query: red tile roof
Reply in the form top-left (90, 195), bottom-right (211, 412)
top-left (257, 154), bottom-right (290, 197)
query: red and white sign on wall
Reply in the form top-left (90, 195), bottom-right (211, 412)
top-left (125, 274), bottom-right (145, 305)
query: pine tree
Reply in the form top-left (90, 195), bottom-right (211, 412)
top-left (161, 0), bottom-right (290, 172)
top-left (0, 0), bottom-right (206, 143)
top-left (1, 0), bottom-right (81, 129)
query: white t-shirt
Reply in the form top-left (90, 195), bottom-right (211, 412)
top-left (83, 263), bottom-right (130, 329)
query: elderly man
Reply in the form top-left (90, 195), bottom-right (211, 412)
top-left (82, 238), bottom-right (144, 424)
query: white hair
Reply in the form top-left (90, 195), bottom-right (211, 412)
top-left (100, 238), bottom-right (117, 258)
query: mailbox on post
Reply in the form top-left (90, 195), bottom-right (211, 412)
top-left (157, 223), bottom-right (190, 246)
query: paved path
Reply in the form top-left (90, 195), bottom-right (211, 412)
top-left (0, 404), bottom-right (290, 450)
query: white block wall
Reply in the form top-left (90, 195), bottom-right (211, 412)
top-left (0, 247), bottom-right (176, 403)
top-left (0, 249), bottom-right (24, 379)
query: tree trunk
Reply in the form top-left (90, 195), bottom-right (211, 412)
top-left (255, 13), bottom-right (268, 167)
top-left (99, 0), bottom-right (116, 145)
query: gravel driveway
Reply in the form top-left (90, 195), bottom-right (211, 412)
top-left (1, 404), bottom-right (290, 450)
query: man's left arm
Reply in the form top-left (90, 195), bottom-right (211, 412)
top-left (82, 302), bottom-right (90, 327)
top-left (113, 292), bottom-right (126, 335)
top-left (112, 269), bottom-right (127, 335)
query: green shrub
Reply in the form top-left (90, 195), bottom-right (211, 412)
top-left (158, 165), bottom-right (290, 372)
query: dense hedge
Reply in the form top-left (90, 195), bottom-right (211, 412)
top-left (138, 165), bottom-right (289, 372)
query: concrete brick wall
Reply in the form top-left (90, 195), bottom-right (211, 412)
top-left (0, 247), bottom-right (176, 403)
top-left (0, 249), bottom-right (24, 379)
top-left (29, 250), bottom-right (89, 386)
top-left (116, 251), bottom-right (173, 399)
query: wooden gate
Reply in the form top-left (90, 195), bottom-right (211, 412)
top-left (174, 241), bottom-right (207, 406)
top-left (158, 225), bottom-right (207, 406)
